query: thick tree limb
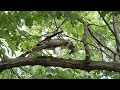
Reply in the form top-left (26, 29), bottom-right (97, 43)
top-left (1, 56), bottom-right (120, 73)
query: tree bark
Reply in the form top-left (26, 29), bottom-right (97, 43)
top-left (0, 56), bottom-right (120, 73)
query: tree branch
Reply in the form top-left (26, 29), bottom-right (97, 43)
top-left (19, 67), bottom-right (36, 79)
top-left (98, 11), bottom-right (120, 46)
top-left (20, 18), bottom-right (67, 57)
top-left (10, 68), bottom-right (21, 79)
top-left (112, 15), bottom-right (120, 62)
top-left (1, 56), bottom-right (120, 73)
top-left (81, 22), bottom-right (90, 62)
top-left (19, 31), bottom-right (63, 57)
top-left (53, 18), bottom-right (67, 34)
top-left (88, 27), bottom-right (116, 55)
top-left (77, 17), bottom-right (90, 63)
top-left (98, 11), bottom-right (115, 36)
top-left (88, 43), bottom-right (113, 60)
top-left (76, 16), bottom-right (116, 55)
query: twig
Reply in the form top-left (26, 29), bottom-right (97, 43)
top-left (50, 12), bottom-right (58, 28)
top-left (38, 18), bottom-right (67, 43)
top-left (19, 67), bottom-right (37, 79)
top-left (62, 34), bottom-right (82, 41)
top-left (10, 68), bottom-right (21, 79)
top-left (53, 18), bottom-right (67, 33)
top-left (41, 30), bottom-right (63, 42)
top-left (88, 23), bottom-right (105, 27)
top-left (88, 43), bottom-right (113, 60)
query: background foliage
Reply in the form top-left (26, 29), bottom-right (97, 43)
top-left (0, 11), bottom-right (120, 79)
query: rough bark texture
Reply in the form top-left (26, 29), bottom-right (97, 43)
top-left (0, 56), bottom-right (120, 73)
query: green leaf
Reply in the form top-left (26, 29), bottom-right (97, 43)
top-left (25, 18), bottom-right (33, 29)
top-left (100, 11), bottom-right (110, 17)
top-left (112, 11), bottom-right (120, 16)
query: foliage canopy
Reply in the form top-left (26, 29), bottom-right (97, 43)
top-left (1, 11), bottom-right (120, 79)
